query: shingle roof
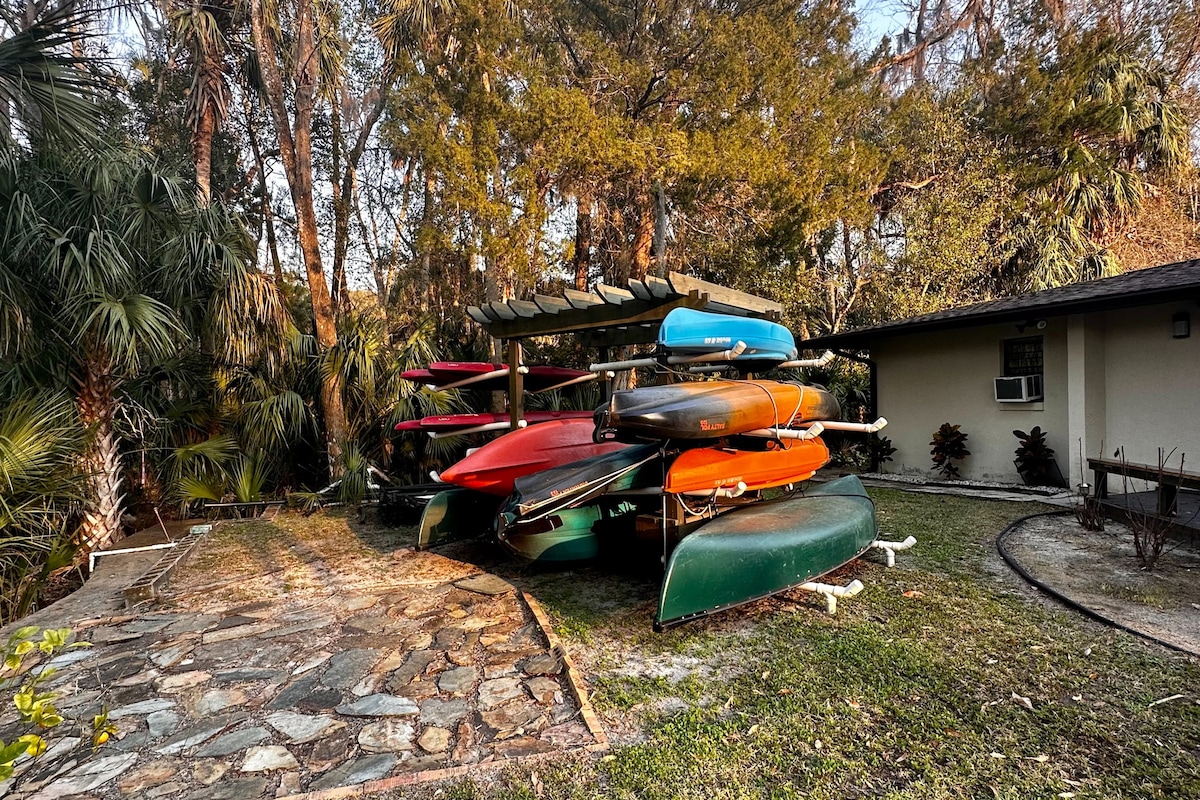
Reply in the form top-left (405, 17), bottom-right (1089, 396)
top-left (800, 259), bottom-right (1200, 350)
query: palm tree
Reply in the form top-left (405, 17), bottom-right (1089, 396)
top-left (0, 2), bottom-right (99, 151)
top-left (169, 0), bottom-right (234, 204)
top-left (0, 147), bottom-right (290, 555)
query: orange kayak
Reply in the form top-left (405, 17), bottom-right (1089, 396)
top-left (664, 438), bottom-right (830, 494)
top-left (600, 380), bottom-right (840, 440)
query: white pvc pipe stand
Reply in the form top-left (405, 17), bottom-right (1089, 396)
top-left (870, 535), bottom-right (917, 567)
top-left (797, 578), bottom-right (865, 615)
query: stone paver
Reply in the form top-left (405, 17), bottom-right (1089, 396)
top-left (0, 526), bottom-right (600, 799)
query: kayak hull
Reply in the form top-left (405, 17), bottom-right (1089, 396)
top-left (497, 501), bottom-right (647, 563)
top-left (440, 419), bottom-right (626, 495)
top-left (417, 488), bottom-right (502, 550)
top-left (600, 380), bottom-right (840, 440)
top-left (659, 308), bottom-right (797, 363)
top-left (664, 438), bottom-right (831, 494)
top-left (656, 475), bottom-right (877, 629)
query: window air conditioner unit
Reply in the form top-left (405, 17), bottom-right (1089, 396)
top-left (994, 374), bottom-right (1043, 402)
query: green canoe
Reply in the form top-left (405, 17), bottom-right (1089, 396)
top-left (417, 487), bottom-right (502, 550)
top-left (656, 474), bottom-right (877, 629)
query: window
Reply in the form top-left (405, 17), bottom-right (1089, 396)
top-left (1003, 336), bottom-right (1043, 377)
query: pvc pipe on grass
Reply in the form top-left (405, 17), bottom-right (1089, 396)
top-left (871, 535), bottom-right (917, 567)
top-left (796, 578), bottom-right (865, 614)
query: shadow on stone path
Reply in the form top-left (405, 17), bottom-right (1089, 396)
top-left (1, 513), bottom-right (603, 799)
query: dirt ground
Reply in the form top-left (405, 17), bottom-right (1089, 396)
top-left (999, 513), bottom-right (1200, 655)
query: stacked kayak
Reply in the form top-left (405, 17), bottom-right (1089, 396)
top-left (596, 379), bottom-right (840, 441)
top-left (395, 410), bottom-right (592, 434)
top-left (659, 307), bottom-right (798, 366)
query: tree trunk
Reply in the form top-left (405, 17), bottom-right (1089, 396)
top-left (77, 354), bottom-right (123, 556)
top-left (629, 184), bottom-right (655, 281)
top-left (250, 0), bottom-right (347, 476)
top-left (574, 189), bottom-right (592, 290)
top-left (192, 62), bottom-right (218, 205)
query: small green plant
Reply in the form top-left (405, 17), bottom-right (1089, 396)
top-left (930, 423), bottom-right (970, 478)
top-left (0, 626), bottom-right (111, 783)
top-left (871, 435), bottom-right (897, 468)
top-left (1013, 427), bottom-right (1060, 485)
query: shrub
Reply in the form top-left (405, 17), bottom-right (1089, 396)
top-left (1013, 427), bottom-right (1061, 485)
top-left (930, 423), bottom-right (970, 478)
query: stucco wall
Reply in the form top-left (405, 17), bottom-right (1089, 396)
top-left (872, 320), bottom-right (1070, 482)
top-left (1101, 302), bottom-right (1200, 486)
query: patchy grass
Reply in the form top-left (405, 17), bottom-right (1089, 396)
top-left (394, 489), bottom-right (1200, 800)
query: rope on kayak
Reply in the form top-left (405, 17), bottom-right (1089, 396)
top-left (995, 510), bottom-right (1197, 656)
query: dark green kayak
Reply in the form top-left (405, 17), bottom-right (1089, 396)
top-left (497, 500), bottom-right (645, 563)
top-left (417, 487), bottom-right (502, 550)
top-left (656, 474), bottom-right (877, 629)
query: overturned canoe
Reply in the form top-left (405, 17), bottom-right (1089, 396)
top-left (439, 418), bottom-right (627, 496)
top-left (659, 307), bottom-right (797, 364)
top-left (656, 475), bottom-right (876, 629)
top-left (598, 380), bottom-right (839, 441)
top-left (664, 437), bottom-right (831, 495)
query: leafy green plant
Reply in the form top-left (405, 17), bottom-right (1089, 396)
top-left (0, 626), bottom-right (112, 784)
top-left (871, 435), bottom-right (897, 468)
top-left (930, 423), bottom-right (970, 478)
top-left (1013, 427), bottom-right (1061, 486)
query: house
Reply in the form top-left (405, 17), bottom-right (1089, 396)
top-left (798, 260), bottom-right (1200, 488)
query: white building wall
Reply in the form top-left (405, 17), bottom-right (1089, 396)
top-left (1101, 302), bottom-right (1200, 491)
top-left (872, 320), bottom-right (1070, 482)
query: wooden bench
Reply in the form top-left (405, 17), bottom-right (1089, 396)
top-left (1088, 457), bottom-right (1200, 515)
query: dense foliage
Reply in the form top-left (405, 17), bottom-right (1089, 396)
top-left (0, 0), bottom-right (1197, 618)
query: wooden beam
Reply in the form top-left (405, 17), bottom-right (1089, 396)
top-left (467, 306), bottom-right (491, 325)
top-left (595, 283), bottom-right (635, 304)
top-left (578, 325), bottom-right (660, 348)
top-left (508, 299), bottom-right (540, 318)
top-left (645, 275), bottom-right (672, 299)
top-left (667, 271), bottom-right (782, 315)
top-left (488, 301), bottom-right (517, 321)
top-left (628, 279), bottom-right (653, 301)
top-left (484, 292), bottom-right (708, 341)
top-left (564, 288), bottom-right (603, 309)
top-left (534, 294), bottom-right (571, 314)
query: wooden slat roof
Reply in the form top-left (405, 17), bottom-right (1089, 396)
top-left (468, 271), bottom-right (783, 344)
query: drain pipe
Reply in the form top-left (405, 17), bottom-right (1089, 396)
top-left (796, 578), bottom-right (865, 614)
top-left (870, 535), bottom-right (917, 567)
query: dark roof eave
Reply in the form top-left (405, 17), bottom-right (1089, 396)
top-left (800, 283), bottom-right (1200, 351)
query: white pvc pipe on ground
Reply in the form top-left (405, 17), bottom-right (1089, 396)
top-left (796, 578), bottom-right (865, 615)
top-left (89, 542), bottom-right (179, 574)
top-left (870, 535), bottom-right (917, 567)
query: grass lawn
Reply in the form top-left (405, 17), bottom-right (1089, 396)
top-left (397, 489), bottom-right (1200, 800)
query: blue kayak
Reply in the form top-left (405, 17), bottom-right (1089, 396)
top-left (658, 308), bottom-right (797, 364)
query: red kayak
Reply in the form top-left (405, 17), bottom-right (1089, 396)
top-left (394, 410), bottom-right (593, 433)
top-left (400, 362), bottom-right (591, 392)
top-left (438, 418), bottom-right (628, 495)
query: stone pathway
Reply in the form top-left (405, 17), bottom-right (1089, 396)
top-left (0, 519), bottom-right (604, 798)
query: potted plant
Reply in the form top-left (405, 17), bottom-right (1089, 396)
top-left (930, 423), bottom-right (970, 479)
top-left (1013, 427), bottom-right (1065, 487)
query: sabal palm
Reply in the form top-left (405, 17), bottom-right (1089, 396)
top-left (0, 147), bottom-right (288, 555)
top-left (0, 2), bottom-right (99, 151)
top-left (169, 0), bottom-right (234, 204)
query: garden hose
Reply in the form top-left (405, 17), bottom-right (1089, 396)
top-left (996, 510), bottom-right (1197, 657)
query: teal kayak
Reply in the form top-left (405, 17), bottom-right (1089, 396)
top-left (656, 475), bottom-right (877, 629)
top-left (496, 500), bottom-right (645, 563)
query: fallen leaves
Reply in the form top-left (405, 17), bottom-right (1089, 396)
top-left (1011, 691), bottom-right (1034, 711)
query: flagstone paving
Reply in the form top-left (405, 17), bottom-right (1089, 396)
top-left (0, 516), bottom-right (601, 798)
